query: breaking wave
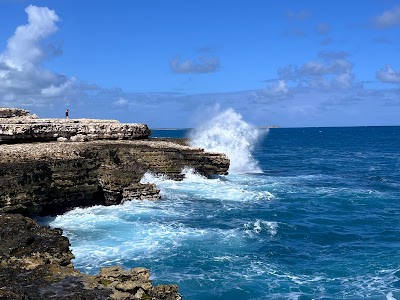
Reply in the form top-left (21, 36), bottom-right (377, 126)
top-left (189, 108), bottom-right (265, 174)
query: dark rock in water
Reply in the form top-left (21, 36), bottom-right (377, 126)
top-left (0, 213), bottom-right (182, 300)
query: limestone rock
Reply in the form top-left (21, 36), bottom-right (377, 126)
top-left (0, 108), bottom-right (229, 299)
top-left (0, 118), bottom-right (151, 143)
top-left (0, 139), bottom-right (229, 216)
top-left (0, 107), bottom-right (31, 118)
top-left (0, 214), bottom-right (182, 300)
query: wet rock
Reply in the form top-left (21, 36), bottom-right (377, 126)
top-left (0, 214), bottom-right (182, 300)
top-left (0, 108), bottom-right (229, 299)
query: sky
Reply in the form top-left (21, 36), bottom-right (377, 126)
top-left (0, 0), bottom-right (399, 128)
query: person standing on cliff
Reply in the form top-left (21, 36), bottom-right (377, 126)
top-left (65, 108), bottom-right (69, 119)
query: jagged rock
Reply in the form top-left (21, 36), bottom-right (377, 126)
top-left (69, 134), bottom-right (88, 142)
top-left (0, 214), bottom-right (182, 300)
top-left (0, 107), bottom-right (31, 118)
top-left (0, 108), bottom-right (230, 299)
top-left (0, 118), bottom-right (151, 143)
top-left (0, 139), bottom-right (229, 216)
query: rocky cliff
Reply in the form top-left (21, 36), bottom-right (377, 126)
top-left (0, 139), bottom-right (229, 216)
top-left (0, 108), bottom-right (230, 299)
top-left (0, 213), bottom-right (181, 300)
top-left (0, 118), bottom-right (151, 143)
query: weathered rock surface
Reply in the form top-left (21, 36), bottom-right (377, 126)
top-left (0, 118), bottom-right (151, 143)
top-left (0, 139), bottom-right (229, 216)
top-left (0, 108), bottom-right (230, 299)
top-left (0, 107), bottom-right (33, 118)
top-left (0, 213), bottom-right (181, 300)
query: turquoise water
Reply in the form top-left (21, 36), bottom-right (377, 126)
top-left (42, 123), bottom-right (400, 299)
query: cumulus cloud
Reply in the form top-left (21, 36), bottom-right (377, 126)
top-left (273, 80), bottom-right (289, 94)
top-left (113, 97), bottom-right (129, 106)
top-left (170, 55), bottom-right (220, 74)
top-left (41, 77), bottom-right (77, 97)
top-left (1, 5), bottom-right (59, 70)
top-left (277, 53), bottom-right (354, 89)
top-left (264, 80), bottom-right (289, 96)
top-left (376, 65), bottom-right (400, 83)
top-left (0, 5), bottom-right (77, 108)
top-left (373, 5), bottom-right (400, 29)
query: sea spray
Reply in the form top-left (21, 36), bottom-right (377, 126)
top-left (39, 127), bottom-right (400, 299)
top-left (189, 108), bottom-right (266, 173)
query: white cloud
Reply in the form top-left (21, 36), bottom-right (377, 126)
top-left (274, 80), bottom-right (289, 94)
top-left (373, 5), bottom-right (400, 29)
top-left (114, 97), bottom-right (129, 106)
top-left (41, 78), bottom-right (76, 97)
top-left (277, 54), bottom-right (354, 90)
top-left (1, 5), bottom-right (59, 70)
top-left (260, 80), bottom-right (290, 101)
top-left (264, 80), bottom-right (289, 96)
top-left (0, 5), bottom-right (78, 109)
top-left (376, 65), bottom-right (400, 83)
top-left (336, 71), bottom-right (353, 88)
top-left (170, 55), bottom-right (220, 74)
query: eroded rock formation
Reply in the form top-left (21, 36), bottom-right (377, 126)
top-left (0, 108), bottom-right (230, 299)
top-left (0, 213), bottom-right (181, 300)
top-left (0, 139), bottom-right (229, 216)
top-left (0, 118), bottom-right (151, 143)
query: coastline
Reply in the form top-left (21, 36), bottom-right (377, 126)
top-left (0, 108), bottom-right (229, 299)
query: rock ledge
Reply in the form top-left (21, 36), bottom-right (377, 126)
top-left (0, 108), bottom-right (230, 299)
top-left (0, 107), bottom-right (150, 143)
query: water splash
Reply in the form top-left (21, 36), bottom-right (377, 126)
top-left (189, 108), bottom-right (265, 174)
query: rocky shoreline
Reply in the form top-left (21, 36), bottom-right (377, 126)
top-left (0, 213), bottom-right (180, 300)
top-left (0, 108), bottom-right (230, 299)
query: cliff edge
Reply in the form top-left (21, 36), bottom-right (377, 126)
top-left (0, 108), bottom-right (230, 300)
top-left (0, 213), bottom-right (181, 300)
top-left (0, 108), bottom-right (151, 143)
top-left (0, 107), bottom-right (229, 217)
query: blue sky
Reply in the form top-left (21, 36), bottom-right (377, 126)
top-left (0, 0), bottom-right (399, 128)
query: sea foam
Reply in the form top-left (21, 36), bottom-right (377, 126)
top-left (189, 108), bottom-right (265, 174)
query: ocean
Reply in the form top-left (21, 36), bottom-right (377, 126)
top-left (40, 110), bottom-right (400, 299)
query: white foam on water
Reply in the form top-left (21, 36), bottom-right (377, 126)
top-left (180, 167), bottom-right (208, 182)
top-left (140, 171), bottom-right (171, 185)
top-left (140, 170), bottom-right (275, 204)
top-left (244, 220), bottom-right (279, 237)
top-left (336, 268), bottom-right (400, 298)
top-left (189, 108), bottom-right (266, 174)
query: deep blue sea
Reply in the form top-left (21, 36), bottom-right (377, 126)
top-left (41, 111), bottom-right (400, 299)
